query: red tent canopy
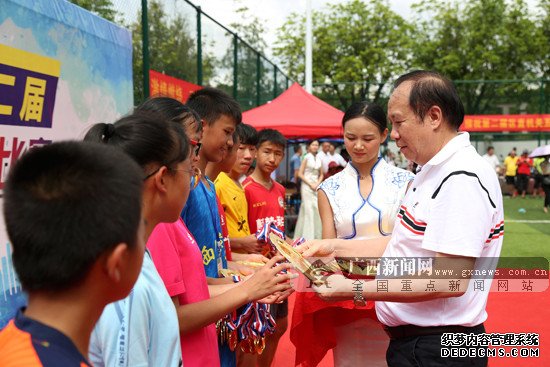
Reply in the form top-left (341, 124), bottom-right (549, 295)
top-left (242, 82), bottom-right (344, 138)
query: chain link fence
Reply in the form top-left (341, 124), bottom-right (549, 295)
top-left (107, 0), bottom-right (291, 108)
top-left (74, 1), bottom-right (549, 120)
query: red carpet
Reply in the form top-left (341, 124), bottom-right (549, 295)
top-left (484, 289), bottom-right (549, 366)
top-left (274, 284), bottom-right (550, 366)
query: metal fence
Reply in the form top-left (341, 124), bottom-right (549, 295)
top-left (73, 1), bottom-right (550, 118)
top-left (108, 0), bottom-right (291, 108)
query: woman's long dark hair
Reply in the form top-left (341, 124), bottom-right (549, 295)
top-left (84, 111), bottom-right (190, 170)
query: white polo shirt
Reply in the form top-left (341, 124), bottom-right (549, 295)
top-left (482, 153), bottom-right (500, 172)
top-left (376, 132), bottom-right (504, 327)
top-left (321, 152), bottom-right (348, 173)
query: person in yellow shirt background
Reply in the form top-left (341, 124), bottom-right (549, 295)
top-left (503, 150), bottom-right (519, 195)
top-left (214, 123), bottom-right (263, 257)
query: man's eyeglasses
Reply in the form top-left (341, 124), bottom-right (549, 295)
top-left (190, 139), bottom-right (201, 157)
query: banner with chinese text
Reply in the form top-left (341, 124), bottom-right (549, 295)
top-left (149, 69), bottom-right (202, 103)
top-left (461, 114), bottom-right (550, 132)
top-left (0, 0), bottom-right (133, 327)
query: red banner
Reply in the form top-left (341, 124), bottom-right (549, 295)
top-left (149, 70), bottom-right (202, 103)
top-left (461, 114), bottom-right (550, 132)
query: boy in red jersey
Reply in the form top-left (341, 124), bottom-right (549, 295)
top-left (243, 129), bottom-right (287, 236)
top-left (242, 129), bottom-right (288, 366)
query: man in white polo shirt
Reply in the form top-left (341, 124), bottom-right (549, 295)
top-left (320, 142), bottom-right (348, 174)
top-left (301, 70), bottom-right (503, 367)
top-left (482, 146), bottom-right (501, 175)
top-left (318, 141), bottom-right (330, 162)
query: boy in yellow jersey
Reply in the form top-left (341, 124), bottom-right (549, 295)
top-left (215, 124), bottom-right (264, 255)
top-left (214, 124), bottom-right (264, 367)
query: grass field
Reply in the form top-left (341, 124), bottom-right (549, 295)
top-left (500, 195), bottom-right (550, 269)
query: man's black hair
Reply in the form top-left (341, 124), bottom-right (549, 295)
top-left (236, 123), bottom-right (258, 146)
top-left (394, 70), bottom-right (465, 131)
top-left (257, 129), bottom-right (287, 149)
top-left (3, 141), bottom-right (143, 292)
top-left (186, 87), bottom-right (242, 126)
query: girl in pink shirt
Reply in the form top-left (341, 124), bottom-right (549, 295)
top-left (137, 96), bottom-right (294, 367)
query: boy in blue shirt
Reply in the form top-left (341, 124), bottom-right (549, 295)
top-left (182, 87), bottom-right (241, 366)
top-left (182, 88), bottom-right (242, 280)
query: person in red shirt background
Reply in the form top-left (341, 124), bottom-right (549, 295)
top-left (515, 149), bottom-right (533, 198)
top-left (243, 129), bottom-right (288, 367)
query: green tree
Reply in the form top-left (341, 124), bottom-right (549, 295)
top-left (69, 0), bottom-right (119, 23)
top-left (540, 0), bottom-right (550, 77)
top-left (229, 2), bottom-right (267, 52)
top-left (411, 0), bottom-right (549, 114)
top-left (217, 1), bottom-right (273, 109)
top-left (131, 0), bottom-right (215, 104)
top-left (274, 0), bottom-right (413, 109)
top-left (535, 0), bottom-right (550, 113)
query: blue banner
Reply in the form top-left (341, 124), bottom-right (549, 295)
top-left (0, 0), bottom-right (133, 328)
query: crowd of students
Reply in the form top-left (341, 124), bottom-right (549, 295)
top-left (0, 88), bottom-right (297, 367)
top-left (0, 71), bottom-right (510, 367)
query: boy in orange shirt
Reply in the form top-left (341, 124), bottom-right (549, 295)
top-left (0, 141), bottom-right (144, 366)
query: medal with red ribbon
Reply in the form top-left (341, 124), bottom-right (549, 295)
top-left (227, 302), bottom-right (276, 354)
top-left (256, 220), bottom-right (305, 253)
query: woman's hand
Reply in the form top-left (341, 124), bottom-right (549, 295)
top-left (311, 274), bottom-right (353, 302)
top-left (296, 239), bottom-right (336, 258)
